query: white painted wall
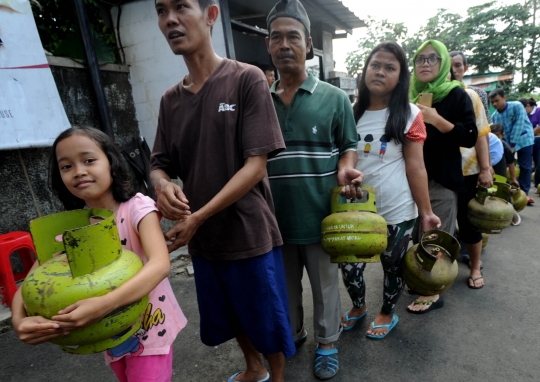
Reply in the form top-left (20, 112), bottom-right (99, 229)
top-left (111, 1), bottom-right (227, 149)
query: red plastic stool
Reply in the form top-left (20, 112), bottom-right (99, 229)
top-left (0, 231), bottom-right (36, 308)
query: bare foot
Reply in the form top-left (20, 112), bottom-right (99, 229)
top-left (365, 312), bottom-right (394, 337)
top-left (341, 305), bottom-right (367, 329)
top-left (469, 268), bottom-right (484, 288)
top-left (407, 294), bottom-right (440, 312)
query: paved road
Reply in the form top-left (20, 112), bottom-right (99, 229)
top-left (1, 194), bottom-right (539, 382)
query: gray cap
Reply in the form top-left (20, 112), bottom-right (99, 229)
top-left (267, 0), bottom-right (314, 60)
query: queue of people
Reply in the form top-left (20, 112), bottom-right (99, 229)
top-left (10, 0), bottom-right (538, 381)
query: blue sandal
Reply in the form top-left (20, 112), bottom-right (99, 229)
top-left (342, 309), bottom-right (368, 332)
top-left (365, 314), bottom-right (399, 339)
top-left (294, 329), bottom-right (308, 347)
top-left (314, 346), bottom-right (339, 380)
top-left (227, 371), bottom-right (270, 382)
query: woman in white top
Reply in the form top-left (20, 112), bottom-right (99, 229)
top-left (341, 41), bottom-right (441, 338)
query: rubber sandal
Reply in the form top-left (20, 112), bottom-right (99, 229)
top-left (511, 212), bottom-right (521, 226)
top-left (365, 314), bottom-right (399, 339)
top-left (228, 371), bottom-right (270, 382)
top-left (294, 329), bottom-right (308, 347)
top-left (527, 197), bottom-right (535, 206)
top-left (468, 276), bottom-right (484, 289)
top-left (407, 296), bottom-right (444, 315)
top-left (314, 346), bottom-right (339, 380)
top-left (342, 309), bottom-right (368, 332)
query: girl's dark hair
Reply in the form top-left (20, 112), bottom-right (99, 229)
top-left (353, 41), bottom-right (411, 144)
top-left (519, 97), bottom-right (537, 107)
top-left (518, 98), bottom-right (529, 108)
top-left (490, 123), bottom-right (504, 134)
top-left (49, 126), bottom-right (134, 210)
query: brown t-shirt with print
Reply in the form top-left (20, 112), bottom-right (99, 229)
top-left (151, 59), bottom-right (285, 261)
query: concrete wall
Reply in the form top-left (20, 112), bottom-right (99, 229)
top-left (111, 0), bottom-right (227, 150)
top-left (0, 59), bottom-right (141, 234)
top-left (322, 30), bottom-right (334, 80)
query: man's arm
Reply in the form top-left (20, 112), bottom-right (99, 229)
top-left (469, 91), bottom-right (493, 188)
top-left (150, 169), bottom-right (191, 221)
top-left (337, 150), bottom-right (363, 199)
top-left (164, 154), bottom-right (268, 252)
top-left (336, 93), bottom-right (363, 199)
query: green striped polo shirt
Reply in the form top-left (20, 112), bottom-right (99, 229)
top-left (267, 74), bottom-right (358, 244)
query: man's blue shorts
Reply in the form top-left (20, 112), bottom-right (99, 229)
top-left (191, 247), bottom-right (295, 358)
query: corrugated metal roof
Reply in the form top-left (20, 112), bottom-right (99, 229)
top-left (309, 0), bottom-right (365, 29)
top-left (228, 0), bottom-right (365, 35)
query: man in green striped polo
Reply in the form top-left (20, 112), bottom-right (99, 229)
top-left (265, 1), bottom-right (362, 379)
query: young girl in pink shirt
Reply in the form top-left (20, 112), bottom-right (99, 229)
top-left (11, 126), bottom-right (187, 382)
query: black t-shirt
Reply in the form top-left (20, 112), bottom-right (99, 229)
top-left (423, 87), bottom-right (478, 193)
top-left (501, 140), bottom-right (515, 165)
top-left (151, 59), bottom-right (285, 260)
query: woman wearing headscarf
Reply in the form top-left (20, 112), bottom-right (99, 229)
top-left (407, 40), bottom-right (478, 313)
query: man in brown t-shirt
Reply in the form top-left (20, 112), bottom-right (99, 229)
top-left (150, 1), bottom-right (295, 381)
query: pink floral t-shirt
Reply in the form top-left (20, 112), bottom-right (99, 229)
top-left (104, 193), bottom-right (187, 365)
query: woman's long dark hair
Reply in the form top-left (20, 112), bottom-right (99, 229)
top-left (518, 97), bottom-right (537, 108)
top-left (353, 41), bottom-right (411, 145)
top-left (49, 126), bottom-right (134, 210)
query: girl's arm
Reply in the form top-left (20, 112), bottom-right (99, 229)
top-left (404, 140), bottom-right (442, 233)
top-left (11, 262), bottom-right (67, 344)
top-left (52, 211), bottom-right (170, 330)
top-left (508, 162), bottom-right (519, 186)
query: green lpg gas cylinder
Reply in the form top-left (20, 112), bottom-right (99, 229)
top-left (493, 174), bottom-right (527, 212)
top-left (467, 182), bottom-right (514, 234)
top-left (22, 209), bottom-right (148, 354)
top-left (321, 186), bottom-right (387, 263)
top-left (510, 186), bottom-right (527, 212)
top-left (403, 230), bottom-right (460, 296)
top-left (506, 166), bottom-right (520, 181)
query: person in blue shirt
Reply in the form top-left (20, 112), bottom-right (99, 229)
top-left (489, 88), bottom-right (535, 202)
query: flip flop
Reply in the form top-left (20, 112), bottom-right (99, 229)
top-left (468, 276), bottom-right (484, 289)
top-left (228, 371), bottom-right (270, 382)
top-left (366, 314), bottom-right (399, 339)
top-left (407, 296), bottom-right (444, 315)
top-left (342, 309), bottom-right (368, 332)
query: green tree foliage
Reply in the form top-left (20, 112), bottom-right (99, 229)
top-left (415, 9), bottom-right (468, 52)
top-left (461, 3), bottom-right (530, 74)
top-left (31, 0), bottom-right (117, 63)
top-left (345, 1), bottom-right (540, 95)
top-left (345, 17), bottom-right (411, 76)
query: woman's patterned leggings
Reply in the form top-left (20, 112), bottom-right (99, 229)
top-left (341, 218), bottom-right (416, 315)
